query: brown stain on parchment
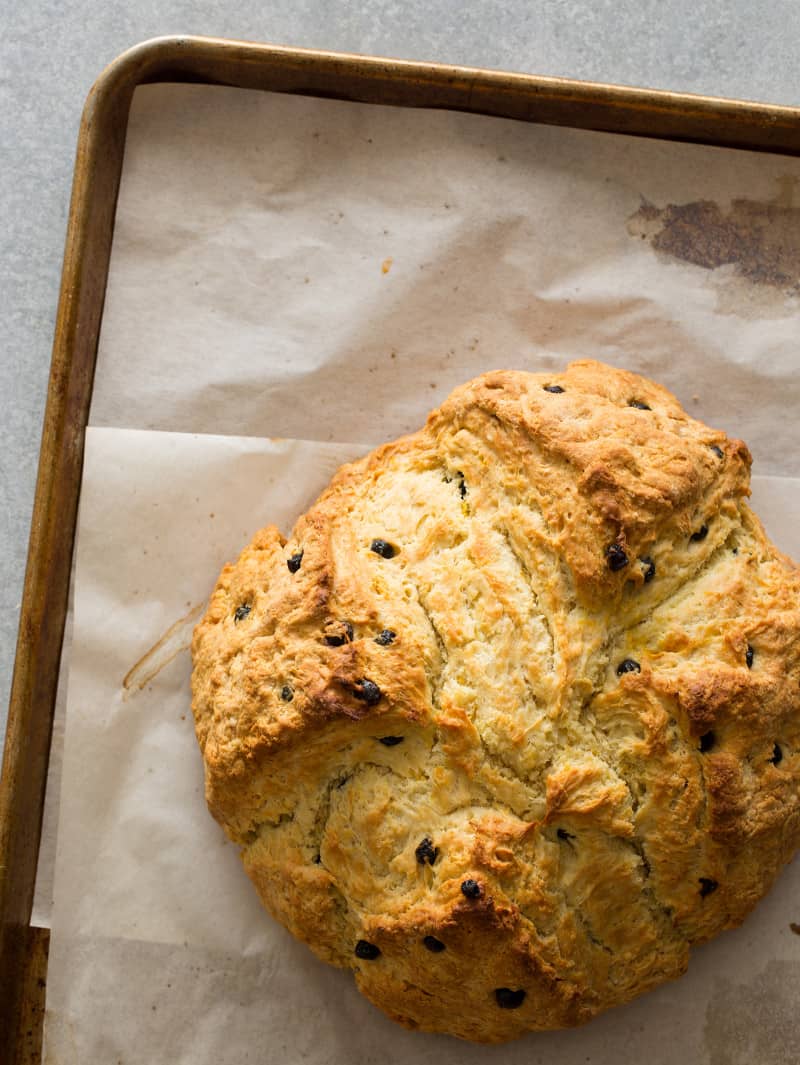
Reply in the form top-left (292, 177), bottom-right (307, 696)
top-left (704, 959), bottom-right (800, 1065)
top-left (628, 176), bottom-right (800, 317)
top-left (122, 602), bottom-right (204, 695)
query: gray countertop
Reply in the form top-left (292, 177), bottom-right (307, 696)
top-left (2, 1), bottom-right (800, 758)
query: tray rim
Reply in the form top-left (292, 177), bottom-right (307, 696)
top-left (87, 34), bottom-right (800, 149)
top-left (2, 32), bottom-right (800, 1064)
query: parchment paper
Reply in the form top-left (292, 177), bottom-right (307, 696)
top-left (91, 85), bottom-right (800, 471)
top-left (43, 83), bottom-right (800, 1064)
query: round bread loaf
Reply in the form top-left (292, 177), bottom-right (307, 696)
top-left (191, 360), bottom-right (800, 1042)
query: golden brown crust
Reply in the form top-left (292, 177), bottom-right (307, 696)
top-left (191, 360), bottom-right (800, 1042)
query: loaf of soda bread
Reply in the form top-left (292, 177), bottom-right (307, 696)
top-left (191, 360), bottom-right (800, 1042)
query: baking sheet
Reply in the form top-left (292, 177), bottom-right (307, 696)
top-left (42, 81), bottom-right (800, 1064)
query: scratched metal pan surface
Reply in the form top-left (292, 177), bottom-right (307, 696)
top-left (2, 34), bottom-right (800, 1064)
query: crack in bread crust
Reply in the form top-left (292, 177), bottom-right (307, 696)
top-left (192, 360), bottom-right (800, 1043)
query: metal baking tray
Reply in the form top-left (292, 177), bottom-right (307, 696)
top-left (2, 33), bottom-right (799, 1063)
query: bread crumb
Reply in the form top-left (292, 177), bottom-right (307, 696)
top-left (382, 257), bottom-right (393, 274)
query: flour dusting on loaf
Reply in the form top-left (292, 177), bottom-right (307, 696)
top-left (191, 360), bottom-right (800, 1043)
